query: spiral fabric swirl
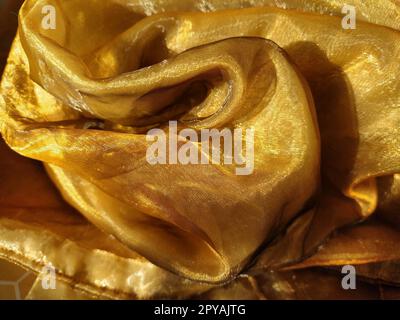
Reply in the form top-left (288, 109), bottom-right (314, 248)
top-left (1, 0), bottom-right (400, 299)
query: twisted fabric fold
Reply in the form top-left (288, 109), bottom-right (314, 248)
top-left (0, 0), bottom-right (400, 298)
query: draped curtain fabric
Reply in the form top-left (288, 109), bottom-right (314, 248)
top-left (0, 0), bottom-right (400, 299)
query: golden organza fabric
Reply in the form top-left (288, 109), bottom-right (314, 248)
top-left (0, 0), bottom-right (400, 299)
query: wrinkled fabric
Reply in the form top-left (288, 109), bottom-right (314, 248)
top-left (0, 0), bottom-right (400, 299)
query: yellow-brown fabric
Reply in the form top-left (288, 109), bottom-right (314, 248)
top-left (1, 0), bottom-right (400, 299)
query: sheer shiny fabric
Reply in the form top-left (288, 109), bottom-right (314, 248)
top-left (1, 0), bottom-right (400, 299)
